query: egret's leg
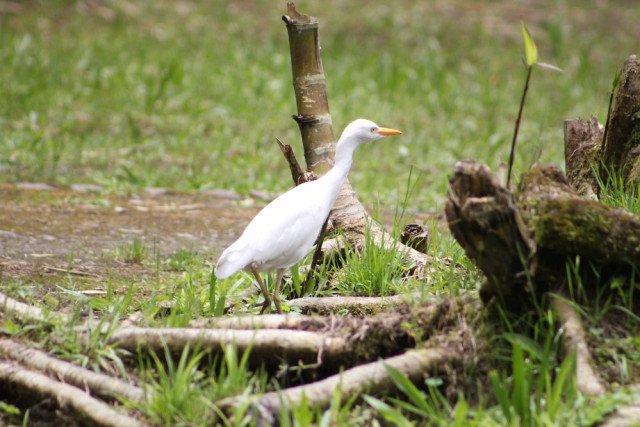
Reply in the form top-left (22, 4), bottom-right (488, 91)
top-left (274, 268), bottom-right (285, 314)
top-left (249, 263), bottom-right (271, 314)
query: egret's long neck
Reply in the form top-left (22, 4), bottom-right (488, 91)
top-left (319, 135), bottom-right (360, 203)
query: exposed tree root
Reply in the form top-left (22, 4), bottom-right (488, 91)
top-left (248, 344), bottom-right (459, 423)
top-left (0, 292), bottom-right (65, 324)
top-left (285, 293), bottom-right (426, 315)
top-left (106, 327), bottom-right (347, 369)
top-left (0, 338), bottom-right (144, 403)
top-left (0, 361), bottom-right (145, 427)
top-left (191, 313), bottom-right (329, 330)
top-left (601, 384), bottom-right (640, 427)
top-left (550, 296), bottom-right (606, 396)
top-left (110, 300), bottom-right (456, 373)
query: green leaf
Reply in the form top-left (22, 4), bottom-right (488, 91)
top-left (363, 395), bottom-right (413, 427)
top-left (612, 68), bottom-right (622, 90)
top-left (383, 362), bottom-right (430, 413)
top-left (521, 21), bottom-right (538, 67)
top-left (489, 370), bottom-right (511, 422)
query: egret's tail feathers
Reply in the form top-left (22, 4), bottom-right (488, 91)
top-left (214, 248), bottom-right (247, 279)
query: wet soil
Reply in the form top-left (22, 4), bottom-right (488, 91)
top-left (0, 182), bottom-right (258, 284)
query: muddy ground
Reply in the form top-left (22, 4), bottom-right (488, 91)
top-left (0, 182), bottom-right (258, 284)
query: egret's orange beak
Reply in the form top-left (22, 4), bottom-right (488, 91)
top-left (376, 127), bottom-right (402, 136)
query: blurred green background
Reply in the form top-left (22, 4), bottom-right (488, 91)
top-left (1, 0), bottom-right (638, 212)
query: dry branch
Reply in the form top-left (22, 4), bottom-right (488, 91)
top-left (0, 338), bottom-right (144, 403)
top-left (550, 296), bottom-right (605, 396)
top-left (275, 136), bottom-right (314, 186)
top-left (0, 361), bottom-right (145, 427)
top-left (111, 299), bottom-right (459, 378)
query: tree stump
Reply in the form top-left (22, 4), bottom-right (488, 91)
top-left (601, 55), bottom-right (640, 187)
top-left (563, 55), bottom-right (640, 196)
top-left (446, 160), bottom-right (640, 303)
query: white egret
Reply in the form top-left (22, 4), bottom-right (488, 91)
top-left (215, 119), bottom-right (402, 314)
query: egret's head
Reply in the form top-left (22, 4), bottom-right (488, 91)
top-left (340, 119), bottom-right (402, 145)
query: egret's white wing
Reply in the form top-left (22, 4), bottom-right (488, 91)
top-left (215, 179), bottom-right (331, 277)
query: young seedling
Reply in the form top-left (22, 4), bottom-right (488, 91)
top-left (506, 21), bottom-right (563, 188)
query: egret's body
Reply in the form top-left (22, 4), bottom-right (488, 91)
top-left (215, 119), bottom-right (402, 313)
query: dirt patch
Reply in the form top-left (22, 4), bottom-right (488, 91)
top-left (0, 183), bottom-right (259, 283)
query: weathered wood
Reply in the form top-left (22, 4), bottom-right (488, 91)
top-left (0, 339), bottom-right (144, 403)
top-left (283, 3), bottom-right (335, 175)
top-left (563, 117), bottom-right (603, 199)
top-left (445, 160), bottom-right (533, 302)
top-left (0, 362), bottom-right (145, 427)
top-left (550, 296), bottom-right (605, 396)
top-left (601, 55), bottom-right (640, 186)
top-left (275, 136), bottom-right (313, 186)
top-left (447, 160), bottom-right (640, 302)
top-left (251, 345), bottom-right (459, 423)
top-left (517, 165), bottom-right (640, 266)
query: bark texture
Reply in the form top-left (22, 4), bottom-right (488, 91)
top-left (0, 339), bottom-right (144, 403)
top-left (564, 117), bottom-right (603, 199)
top-left (550, 296), bottom-right (605, 396)
top-left (601, 55), bottom-right (640, 186)
top-left (251, 346), bottom-right (458, 423)
top-left (446, 160), bottom-right (640, 301)
top-left (445, 160), bottom-right (533, 302)
top-left (0, 362), bottom-right (144, 427)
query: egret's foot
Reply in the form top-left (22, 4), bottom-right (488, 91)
top-left (259, 297), bottom-right (271, 315)
top-left (274, 294), bottom-right (283, 315)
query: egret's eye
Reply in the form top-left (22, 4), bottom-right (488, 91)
top-left (371, 127), bottom-right (377, 133)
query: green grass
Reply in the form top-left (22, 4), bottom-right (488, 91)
top-left (2, 1), bottom-right (640, 425)
top-left (2, 1), bottom-right (638, 212)
top-left (333, 224), bottom-right (412, 297)
top-left (136, 342), bottom-right (265, 426)
top-left (596, 164), bottom-right (640, 214)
